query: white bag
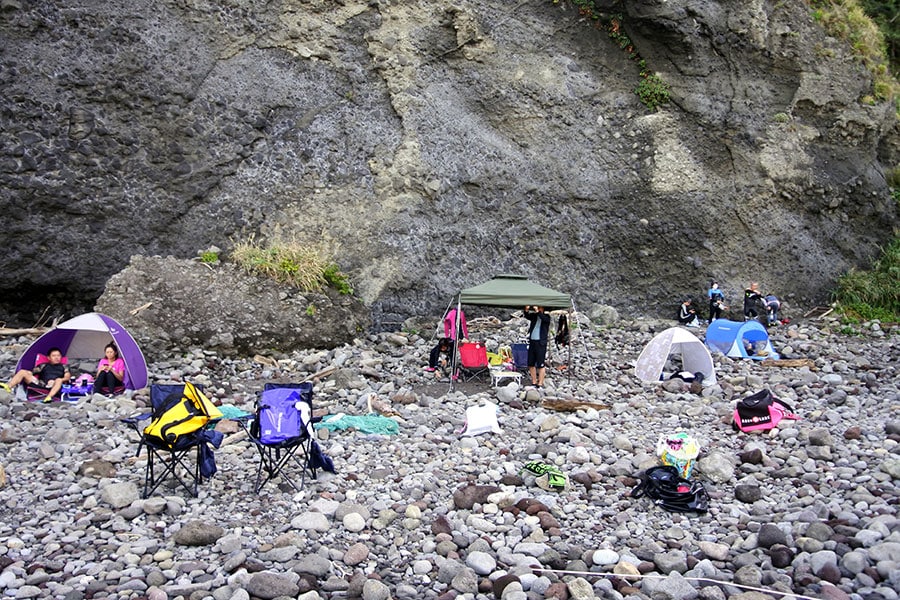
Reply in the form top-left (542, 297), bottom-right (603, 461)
top-left (459, 402), bottom-right (501, 437)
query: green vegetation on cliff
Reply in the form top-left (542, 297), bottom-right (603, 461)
top-left (833, 236), bottom-right (900, 322)
top-left (808, 0), bottom-right (898, 108)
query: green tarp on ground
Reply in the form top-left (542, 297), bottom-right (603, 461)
top-left (458, 274), bottom-right (571, 309)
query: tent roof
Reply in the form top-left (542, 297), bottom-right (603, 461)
top-left (459, 274), bottom-right (571, 309)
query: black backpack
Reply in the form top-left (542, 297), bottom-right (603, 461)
top-left (631, 466), bottom-right (710, 513)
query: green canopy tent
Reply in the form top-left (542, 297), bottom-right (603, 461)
top-left (445, 275), bottom-right (576, 388)
top-left (458, 274), bottom-right (572, 310)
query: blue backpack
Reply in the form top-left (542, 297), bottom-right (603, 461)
top-left (255, 387), bottom-right (309, 444)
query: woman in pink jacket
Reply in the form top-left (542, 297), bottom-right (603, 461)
top-left (93, 343), bottom-right (125, 395)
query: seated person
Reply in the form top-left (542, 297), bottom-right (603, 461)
top-left (93, 342), bottom-right (125, 395)
top-left (2, 347), bottom-right (71, 403)
top-left (765, 294), bottom-right (781, 326)
top-left (424, 337), bottom-right (454, 379)
top-left (677, 299), bottom-right (700, 327)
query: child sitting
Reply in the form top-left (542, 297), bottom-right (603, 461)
top-left (424, 337), bottom-right (453, 379)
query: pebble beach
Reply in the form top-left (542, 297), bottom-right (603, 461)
top-left (0, 315), bottom-right (898, 600)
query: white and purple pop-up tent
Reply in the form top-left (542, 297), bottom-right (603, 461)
top-left (16, 312), bottom-right (148, 390)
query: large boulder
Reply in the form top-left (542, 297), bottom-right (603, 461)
top-left (95, 255), bottom-right (369, 355)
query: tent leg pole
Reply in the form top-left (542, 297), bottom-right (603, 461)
top-left (432, 297), bottom-right (455, 345)
top-left (449, 296), bottom-right (462, 393)
top-left (571, 299), bottom-right (597, 385)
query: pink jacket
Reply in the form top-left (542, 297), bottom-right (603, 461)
top-left (444, 308), bottom-right (468, 340)
top-left (97, 357), bottom-right (125, 374)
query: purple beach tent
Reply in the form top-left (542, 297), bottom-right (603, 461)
top-left (15, 312), bottom-right (148, 390)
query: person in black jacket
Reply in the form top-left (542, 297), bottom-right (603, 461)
top-left (2, 347), bottom-right (71, 403)
top-left (743, 282), bottom-right (764, 321)
top-left (424, 337), bottom-right (453, 379)
top-left (677, 299), bottom-right (700, 327)
top-left (524, 306), bottom-right (551, 388)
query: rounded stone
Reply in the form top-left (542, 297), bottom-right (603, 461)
top-left (343, 513), bottom-right (366, 532)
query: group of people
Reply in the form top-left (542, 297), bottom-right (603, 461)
top-left (1, 343), bottom-right (126, 403)
top-left (425, 305), bottom-right (553, 389)
top-left (742, 282), bottom-right (781, 326)
top-left (677, 281), bottom-right (782, 328)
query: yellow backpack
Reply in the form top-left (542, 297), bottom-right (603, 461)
top-left (144, 381), bottom-right (222, 449)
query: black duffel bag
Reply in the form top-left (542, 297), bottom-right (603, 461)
top-left (631, 465), bottom-right (710, 513)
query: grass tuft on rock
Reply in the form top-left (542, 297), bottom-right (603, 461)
top-left (231, 236), bottom-right (353, 295)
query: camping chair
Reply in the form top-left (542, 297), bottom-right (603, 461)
top-left (122, 382), bottom-right (223, 498)
top-left (511, 343), bottom-right (529, 372)
top-left (238, 382), bottom-right (318, 493)
top-left (457, 342), bottom-right (491, 382)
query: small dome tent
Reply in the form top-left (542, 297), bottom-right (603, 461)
top-left (16, 313), bottom-right (149, 390)
top-left (634, 327), bottom-right (716, 385)
top-left (705, 319), bottom-right (779, 361)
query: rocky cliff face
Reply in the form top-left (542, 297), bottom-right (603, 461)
top-left (1, 0), bottom-right (896, 329)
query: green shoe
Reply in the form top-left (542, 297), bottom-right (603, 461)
top-left (42, 395), bottom-right (53, 404)
top-left (0, 383), bottom-right (11, 393)
top-left (522, 460), bottom-right (563, 477)
top-left (546, 472), bottom-right (568, 490)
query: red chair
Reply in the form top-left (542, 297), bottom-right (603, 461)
top-left (457, 342), bottom-right (490, 382)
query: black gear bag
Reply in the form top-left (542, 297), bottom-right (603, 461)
top-left (631, 465), bottom-right (710, 513)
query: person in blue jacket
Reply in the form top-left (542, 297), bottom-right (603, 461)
top-left (524, 306), bottom-right (551, 388)
top-left (707, 281), bottom-right (726, 322)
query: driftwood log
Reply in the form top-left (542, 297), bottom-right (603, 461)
top-left (542, 398), bottom-right (610, 412)
top-left (0, 327), bottom-right (49, 337)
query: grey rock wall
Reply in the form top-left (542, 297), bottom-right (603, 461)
top-left (0, 0), bottom-right (896, 330)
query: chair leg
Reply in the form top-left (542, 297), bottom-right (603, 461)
top-left (142, 445), bottom-right (202, 498)
top-left (253, 439), bottom-right (313, 493)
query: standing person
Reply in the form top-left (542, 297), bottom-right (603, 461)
top-left (707, 281), bottom-right (726, 322)
top-left (524, 305), bottom-right (551, 388)
top-left (1, 347), bottom-right (71, 403)
top-left (93, 342), bottom-right (125, 395)
top-left (743, 282), bottom-right (764, 320)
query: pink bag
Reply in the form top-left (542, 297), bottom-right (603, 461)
top-left (733, 390), bottom-right (800, 432)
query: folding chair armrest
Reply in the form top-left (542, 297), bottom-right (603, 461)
top-left (121, 412), bottom-right (153, 432)
top-left (232, 414), bottom-right (257, 438)
top-left (122, 411), bottom-right (153, 423)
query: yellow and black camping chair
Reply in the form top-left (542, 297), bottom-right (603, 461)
top-left (123, 381), bottom-right (223, 498)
